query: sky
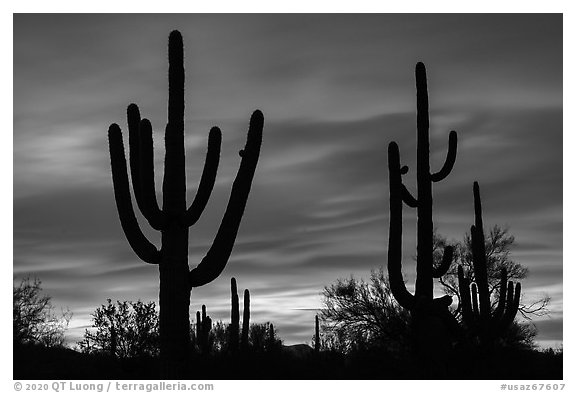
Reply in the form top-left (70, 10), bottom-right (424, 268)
top-left (13, 14), bottom-right (562, 347)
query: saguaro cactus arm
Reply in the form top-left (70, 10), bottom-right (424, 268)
top-left (500, 282), bottom-right (521, 329)
top-left (387, 142), bottom-right (416, 310)
top-left (458, 265), bottom-right (474, 325)
top-left (108, 124), bottom-right (161, 264)
top-left (401, 183), bottom-right (419, 208)
top-left (471, 284), bottom-right (480, 315)
top-left (432, 246), bottom-right (454, 278)
top-left (137, 117), bottom-right (166, 229)
top-left (184, 127), bottom-right (222, 226)
top-left (189, 110), bottom-right (264, 288)
top-left (127, 104), bottom-right (145, 213)
top-left (430, 131), bottom-right (458, 182)
top-left (493, 268), bottom-right (509, 320)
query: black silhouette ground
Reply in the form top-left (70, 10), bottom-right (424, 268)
top-left (14, 342), bottom-right (562, 380)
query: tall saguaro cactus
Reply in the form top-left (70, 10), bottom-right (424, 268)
top-left (387, 63), bottom-right (458, 370)
top-left (458, 182), bottom-right (521, 346)
top-left (107, 30), bottom-right (263, 370)
top-left (387, 62), bottom-right (457, 313)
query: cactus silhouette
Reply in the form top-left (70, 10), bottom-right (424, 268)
top-left (230, 278), bottom-right (240, 353)
top-left (387, 62), bottom-right (458, 373)
top-left (458, 182), bottom-right (521, 347)
top-left (387, 62), bottom-right (457, 313)
top-left (268, 323), bottom-right (275, 350)
top-left (196, 305), bottom-right (212, 356)
top-left (107, 30), bottom-right (263, 371)
top-left (314, 315), bottom-right (320, 353)
top-left (241, 288), bottom-right (250, 351)
top-left (108, 317), bottom-right (117, 359)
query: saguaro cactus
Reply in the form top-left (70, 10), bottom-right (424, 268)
top-left (108, 317), bottom-right (117, 359)
top-left (314, 315), bottom-right (320, 353)
top-left (196, 305), bottom-right (212, 356)
top-left (195, 310), bottom-right (202, 349)
top-left (241, 289), bottom-right (250, 350)
top-left (230, 278), bottom-right (240, 352)
top-left (458, 182), bottom-right (521, 346)
top-left (387, 63), bottom-right (458, 373)
top-left (268, 323), bottom-right (275, 350)
top-left (387, 62), bottom-right (457, 314)
top-left (107, 30), bottom-right (263, 370)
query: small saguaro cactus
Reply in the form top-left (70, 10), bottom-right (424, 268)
top-left (314, 315), bottom-right (320, 353)
top-left (109, 318), bottom-right (117, 359)
top-left (195, 310), bottom-right (202, 347)
top-left (196, 305), bottom-right (212, 355)
top-left (387, 62), bottom-right (457, 318)
top-left (458, 182), bottom-right (521, 347)
top-left (241, 289), bottom-right (250, 350)
top-left (267, 323), bottom-right (275, 351)
top-left (107, 30), bottom-right (263, 370)
top-left (230, 278), bottom-right (240, 352)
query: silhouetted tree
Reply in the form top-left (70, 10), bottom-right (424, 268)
top-left (248, 322), bottom-right (281, 353)
top-left (320, 267), bottom-right (410, 353)
top-left (107, 30), bottom-right (263, 372)
top-left (13, 277), bottom-right (71, 347)
top-left (209, 321), bottom-right (228, 353)
top-left (500, 321), bottom-right (538, 350)
top-left (319, 328), bottom-right (349, 354)
top-left (78, 299), bottom-right (159, 359)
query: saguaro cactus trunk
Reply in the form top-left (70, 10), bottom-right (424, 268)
top-left (107, 30), bottom-right (263, 373)
top-left (387, 62), bottom-right (458, 373)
